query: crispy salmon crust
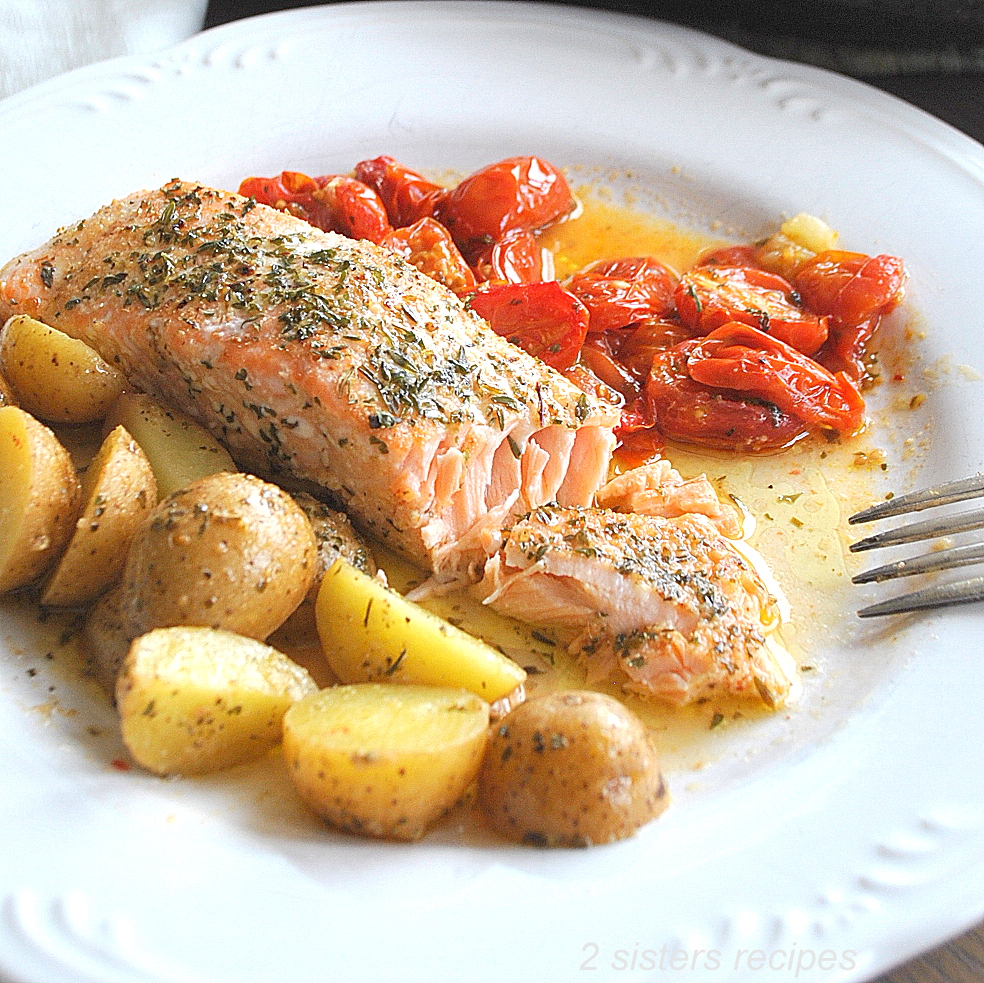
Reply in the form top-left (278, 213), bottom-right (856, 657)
top-left (0, 180), bottom-right (618, 580)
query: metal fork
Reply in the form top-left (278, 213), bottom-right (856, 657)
top-left (849, 473), bottom-right (984, 618)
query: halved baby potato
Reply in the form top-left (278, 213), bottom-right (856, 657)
top-left (117, 625), bottom-right (318, 776)
top-left (0, 405), bottom-right (82, 593)
top-left (104, 392), bottom-right (236, 500)
top-left (0, 314), bottom-right (124, 423)
top-left (315, 559), bottom-right (526, 703)
top-left (41, 425), bottom-right (157, 607)
top-left (283, 683), bottom-right (490, 841)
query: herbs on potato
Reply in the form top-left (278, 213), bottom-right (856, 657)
top-left (479, 690), bottom-right (669, 847)
top-left (0, 405), bottom-right (81, 593)
top-left (0, 314), bottom-right (124, 423)
top-left (104, 391), bottom-right (236, 500)
top-left (283, 683), bottom-right (490, 841)
top-left (120, 472), bottom-right (317, 641)
top-left (117, 625), bottom-right (318, 775)
top-left (41, 425), bottom-right (157, 607)
top-left (315, 559), bottom-right (526, 702)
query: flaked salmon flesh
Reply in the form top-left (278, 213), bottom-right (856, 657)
top-left (0, 180), bottom-right (793, 706)
top-left (477, 505), bottom-right (790, 706)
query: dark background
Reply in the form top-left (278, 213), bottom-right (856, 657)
top-left (204, 0), bottom-right (984, 145)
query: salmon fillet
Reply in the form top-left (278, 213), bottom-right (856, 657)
top-left (476, 504), bottom-right (790, 705)
top-left (0, 180), bottom-right (618, 581)
top-left (0, 179), bottom-right (793, 706)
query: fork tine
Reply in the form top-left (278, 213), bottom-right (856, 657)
top-left (852, 541), bottom-right (984, 583)
top-left (857, 575), bottom-right (984, 618)
top-left (849, 506), bottom-right (984, 553)
top-left (849, 473), bottom-right (984, 524)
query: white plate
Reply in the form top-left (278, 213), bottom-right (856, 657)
top-left (2, 4), bottom-right (984, 982)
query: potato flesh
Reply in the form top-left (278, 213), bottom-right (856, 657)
top-left (478, 691), bottom-right (669, 847)
top-left (315, 560), bottom-right (526, 702)
top-left (41, 425), bottom-right (157, 607)
top-left (0, 315), bottom-right (124, 423)
top-left (104, 392), bottom-right (235, 500)
top-left (283, 683), bottom-right (489, 841)
top-left (0, 405), bottom-right (81, 592)
top-left (116, 625), bottom-right (318, 775)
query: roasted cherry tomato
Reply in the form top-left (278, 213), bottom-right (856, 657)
top-left (438, 156), bottom-right (572, 259)
top-left (579, 336), bottom-right (641, 400)
top-left (468, 280), bottom-right (588, 372)
top-left (566, 257), bottom-right (679, 334)
top-left (675, 264), bottom-right (829, 355)
top-left (353, 155), bottom-right (447, 228)
top-left (686, 322), bottom-right (865, 435)
top-left (239, 171), bottom-right (391, 242)
top-left (614, 318), bottom-right (694, 382)
top-left (817, 318), bottom-right (877, 382)
top-left (382, 218), bottom-right (476, 295)
top-left (643, 343), bottom-right (809, 452)
top-left (696, 244), bottom-right (760, 268)
top-left (471, 230), bottom-right (543, 284)
top-left (562, 362), bottom-right (624, 406)
top-left (238, 171), bottom-right (329, 226)
top-left (795, 250), bottom-right (906, 328)
top-left (310, 175), bottom-right (392, 243)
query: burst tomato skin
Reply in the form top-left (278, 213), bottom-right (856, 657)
top-left (382, 217), bottom-right (476, 295)
top-left (642, 343), bottom-right (809, 452)
top-left (675, 264), bottom-right (829, 355)
top-left (566, 257), bottom-right (679, 334)
top-left (238, 171), bottom-right (313, 203)
top-left (579, 336), bottom-right (641, 400)
top-left (697, 244), bottom-right (760, 268)
top-left (467, 280), bottom-right (589, 372)
top-left (353, 155), bottom-right (447, 228)
top-left (310, 175), bottom-right (392, 243)
top-left (438, 156), bottom-right (573, 259)
top-left (817, 318), bottom-right (877, 382)
top-left (795, 250), bottom-right (906, 328)
top-left (470, 230), bottom-right (543, 284)
top-left (686, 322), bottom-right (865, 435)
top-left (238, 171), bottom-right (392, 242)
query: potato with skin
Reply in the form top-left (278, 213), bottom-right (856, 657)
top-left (83, 584), bottom-right (133, 695)
top-left (293, 491), bottom-right (377, 595)
top-left (121, 472), bottom-right (318, 640)
top-left (0, 368), bottom-right (15, 407)
top-left (41, 425), bottom-right (157, 607)
top-left (283, 683), bottom-right (490, 841)
top-left (478, 690), bottom-right (669, 847)
top-left (316, 559), bottom-right (526, 703)
top-left (117, 625), bottom-right (318, 775)
top-left (0, 405), bottom-right (82, 593)
top-left (0, 315), bottom-right (124, 423)
top-left (104, 391), bottom-right (235, 500)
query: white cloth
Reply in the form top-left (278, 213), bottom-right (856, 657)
top-left (0, 0), bottom-right (208, 99)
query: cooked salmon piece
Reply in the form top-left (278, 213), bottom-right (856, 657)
top-left (596, 459), bottom-right (744, 538)
top-left (475, 504), bottom-right (790, 706)
top-left (0, 180), bottom-right (619, 581)
top-left (1, 180), bottom-right (795, 708)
